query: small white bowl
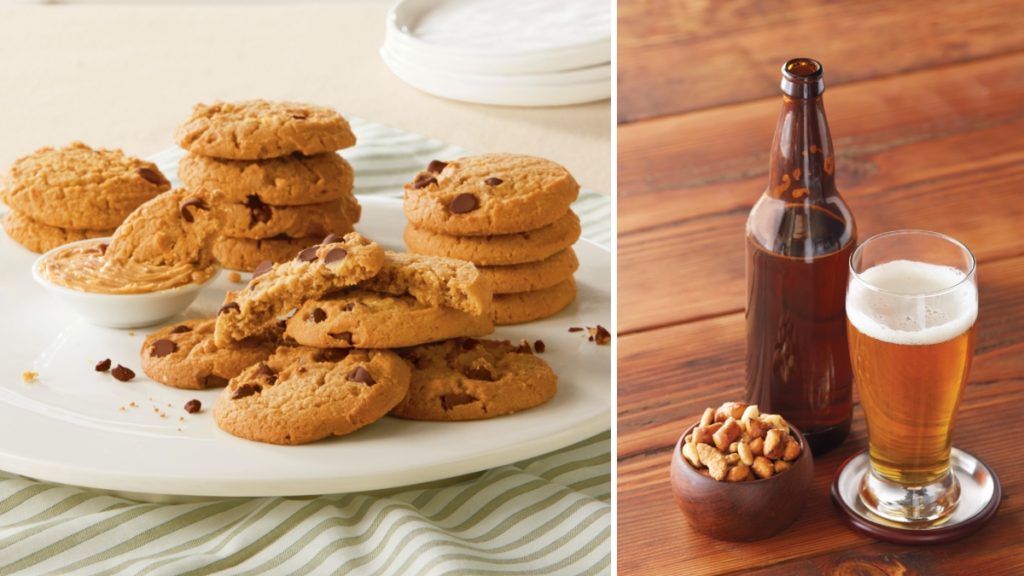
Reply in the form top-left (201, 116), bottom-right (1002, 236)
top-left (32, 238), bottom-right (216, 329)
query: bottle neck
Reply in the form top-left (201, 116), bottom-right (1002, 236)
top-left (767, 95), bottom-right (836, 202)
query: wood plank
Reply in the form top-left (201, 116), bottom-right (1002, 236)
top-left (617, 256), bottom-right (1024, 575)
top-left (618, 54), bottom-right (1024, 333)
top-left (618, 0), bottom-right (1024, 122)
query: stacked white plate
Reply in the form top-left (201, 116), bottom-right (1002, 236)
top-left (381, 0), bottom-right (611, 107)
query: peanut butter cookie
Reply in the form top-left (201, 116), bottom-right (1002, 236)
top-left (175, 100), bottom-right (356, 160)
top-left (403, 154), bottom-right (579, 236)
top-left (358, 251), bottom-right (492, 316)
top-left (3, 210), bottom-right (113, 254)
top-left (178, 152), bottom-right (355, 206)
top-left (479, 249), bottom-right (578, 294)
top-left (140, 318), bottom-right (279, 390)
top-left (403, 211), bottom-right (580, 266)
top-left (492, 278), bottom-right (577, 325)
top-left (214, 232), bottom-right (385, 346)
top-left (213, 346), bottom-right (410, 445)
top-left (391, 338), bottom-right (557, 421)
top-left (286, 290), bottom-right (493, 349)
top-left (217, 197), bottom-right (358, 240)
top-left (213, 235), bottom-right (322, 272)
top-left (1, 142), bottom-right (170, 229)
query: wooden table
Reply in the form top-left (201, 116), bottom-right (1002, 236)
top-left (617, 1), bottom-right (1024, 573)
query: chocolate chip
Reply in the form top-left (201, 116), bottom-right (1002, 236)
top-left (322, 233), bottom-right (342, 245)
top-left (427, 160), bottom-right (448, 173)
top-left (348, 366), bottom-right (375, 386)
top-left (413, 175), bottom-right (437, 189)
top-left (96, 243), bottom-right (108, 255)
top-left (593, 325), bottom-right (612, 346)
top-left (170, 325), bottom-right (193, 334)
top-left (324, 248), bottom-right (347, 264)
top-left (568, 327), bottom-right (583, 333)
top-left (204, 375), bottom-right (229, 388)
top-left (441, 393), bottom-right (478, 411)
top-left (150, 339), bottom-right (178, 358)
top-left (449, 193), bottom-right (478, 214)
top-left (219, 302), bottom-right (240, 315)
top-left (515, 339), bottom-right (533, 354)
top-left (329, 331), bottom-right (353, 344)
top-left (244, 195), bottom-right (272, 226)
top-left (310, 308), bottom-right (327, 323)
top-left (271, 233), bottom-right (290, 240)
top-left (342, 302), bottom-right (355, 312)
top-left (179, 197), bottom-right (209, 223)
top-left (534, 340), bottom-right (546, 353)
top-left (314, 348), bottom-right (349, 362)
top-left (111, 365), bottom-right (135, 382)
top-left (95, 358), bottom-right (111, 372)
top-left (184, 399), bottom-right (201, 414)
top-left (232, 384), bottom-right (262, 399)
top-left (460, 338), bottom-right (480, 350)
top-left (254, 362), bottom-right (277, 385)
top-left (484, 177), bottom-right (503, 186)
top-left (462, 364), bottom-right (496, 381)
top-left (137, 167), bottom-right (166, 186)
top-left (296, 247), bottom-right (319, 262)
top-left (252, 260), bottom-right (274, 278)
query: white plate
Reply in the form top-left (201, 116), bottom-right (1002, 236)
top-left (385, 0), bottom-right (611, 76)
top-left (380, 46), bottom-right (610, 107)
top-left (0, 197), bottom-right (611, 497)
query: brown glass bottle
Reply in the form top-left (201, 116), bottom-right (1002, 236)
top-left (745, 58), bottom-right (856, 456)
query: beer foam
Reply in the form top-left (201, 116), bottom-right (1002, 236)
top-left (847, 259), bottom-right (977, 346)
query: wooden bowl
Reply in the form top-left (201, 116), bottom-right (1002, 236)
top-left (669, 422), bottom-right (814, 541)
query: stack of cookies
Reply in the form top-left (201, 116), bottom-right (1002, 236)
top-left (175, 100), bottom-right (361, 272)
top-left (171, 232), bottom-right (557, 445)
top-left (1, 142), bottom-right (170, 253)
top-left (402, 154), bottom-right (581, 325)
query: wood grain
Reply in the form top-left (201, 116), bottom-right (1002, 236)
top-left (618, 0), bottom-right (1024, 122)
top-left (618, 5), bottom-right (1024, 571)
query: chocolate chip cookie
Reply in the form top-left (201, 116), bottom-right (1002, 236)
top-left (479, 249), bottom-right (578, 294)
top-left (175, 100), bottom-right (357, 160)
top-left (140, 318), bottom-right (280, 390)
top-left (3, 210), bottom-right (113, 254)
top-left (214, 232), bottom-right (385, 346)
top-left (105, 188), bottom-right (220, 272)
top-left (178, 152), bottom-right (355, 206)
top-left (391, 338), bottom-right (557, 421)
top-left (213, 346), bottom-right (411, 445)
top-left (403, 154), bottom-right (579, 236)
top-left (492, 278), bottom-right (577, 325)
top-left (403, 211), bottom-right (581, 266)
top-left (286, 289), bottom-right (493, 349)
top-left (217, 196), bottom-right (358, 240)
top-left (358, 251), bottom-right (492, 316)
top-left (1, 142), bottom-right (170, 229)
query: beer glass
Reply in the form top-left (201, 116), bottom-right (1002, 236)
top-left (846, 230), bottom-right (977, 523)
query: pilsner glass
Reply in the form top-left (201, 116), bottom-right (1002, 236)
top-left (846, 230), bottom-right (977, 524)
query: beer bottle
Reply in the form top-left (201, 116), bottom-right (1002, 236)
top-left (745, 58), bottom-right (856, 455)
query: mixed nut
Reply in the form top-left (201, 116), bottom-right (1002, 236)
top-left (681, 401), bottom-right (802, 482)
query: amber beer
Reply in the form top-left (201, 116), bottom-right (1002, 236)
top-left (846, 259), bottom-right (978, 487)
top-left (745, 57), bottom-right (856, 455)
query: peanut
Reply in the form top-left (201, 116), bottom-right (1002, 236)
top-left (696, 443), bottom-right (728, 481)
top-left (783, 437), bottom-right (802, 462)
top-left (774, 460), bottom-right (792, 474)
top-left (763, 428), bottom-right (785, 460)
top-left (752, 456), bottom-right (774, 479)
top-left (699, 407), bottom-right (715, 427)
top-left (725, 453), bottom-right (740, 465)
top-left (726, 463), bottom-right (750, 482)
top-left (712, 418), bottom-right (742, 452)
top-left (692, 422), bottom-right (723, 445)
top-left (740, 404), bottom-right (760, 422)
top-left (728, 441), bottom-right (739, 453)
top-left (715, 401), bottom-right (748, 423)
top-left (745, 417), bottom-right (768, 440)
top-left (682, 441), bottom-right (701, 468)
top-left (749, 436), bottom-right (764, 456)
top-left (737, 440), bottom-right (754, 466)
top-left (763, 413), bottom-right (788, 431)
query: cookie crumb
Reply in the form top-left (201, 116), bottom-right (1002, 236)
top-left (95, 358), bottom-right (112, 372)
top-left (179, 416), bottom-right (185, 422)
top-left (590, 325), bottom-right (612, 346)
top-left (184, 399), bottom-right (202, 414)
top-left (534, 340), bottom-right (546, 353)
top-left (227, 271), bottom-right (243, 283)
top-left (515, 339), bottom-right (534, 354)
top-left (129, 401), bottom-right (137, 408)
top-left (111, 365), bottom-right (135, 381)
top-left (177, 428), bottom-right (182, 432)
top-left (21, 371), bottom-right (38, 383)
top-left (128, 331), bottom-right (135, 336)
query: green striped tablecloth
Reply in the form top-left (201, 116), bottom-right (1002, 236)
top-left (0, 119), bottom-right (611, 576)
